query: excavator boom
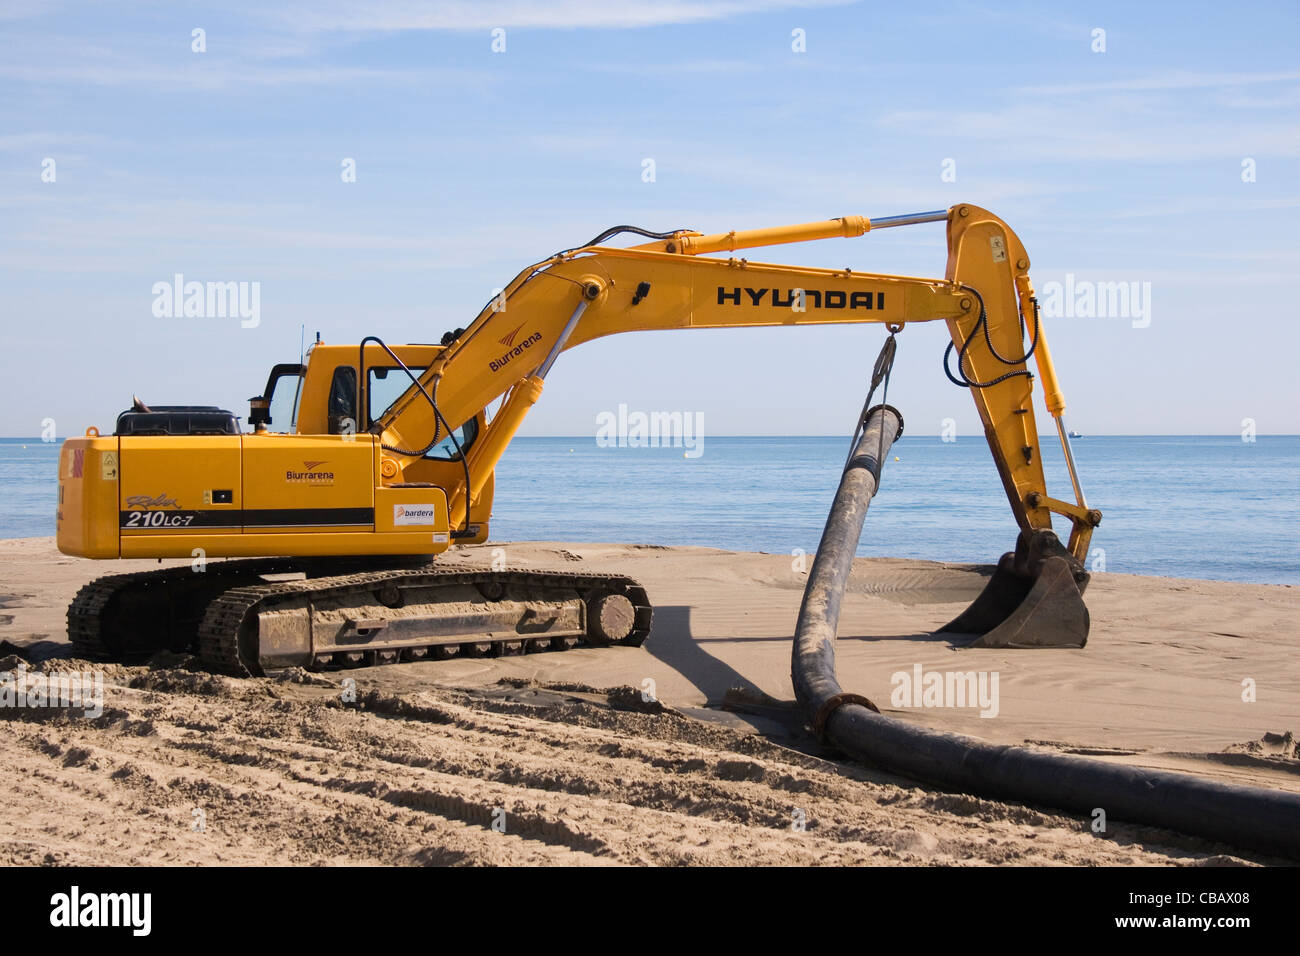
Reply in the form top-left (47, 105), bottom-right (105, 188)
top-left (378, 203), bottom-right (1097, 560)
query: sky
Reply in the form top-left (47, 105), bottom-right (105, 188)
top-left (1, 0), bottom-right (1298, 438)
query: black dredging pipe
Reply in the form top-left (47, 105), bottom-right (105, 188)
top-left (792, 404), bottom-right (1300, 860)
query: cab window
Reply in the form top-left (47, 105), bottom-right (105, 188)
top-left (366, 365), bottom-right (478, 460)
top-left (328, 366), bottom-right (357, 435)
top-left (367, 366), bottom-right (426, 428)
top-left (427, 417), bottom-right (478, 461)
top-left (264, 367), bottom-right (304, 433)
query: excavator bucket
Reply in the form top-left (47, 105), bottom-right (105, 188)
top-left (938, 529), bottom-right (1090, 648)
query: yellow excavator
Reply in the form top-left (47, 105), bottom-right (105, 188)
top-left (56, 203), bottom-right (1101, 673)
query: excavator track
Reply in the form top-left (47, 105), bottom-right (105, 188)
top-left (68, 559), bottom-right (651, 675)
top-left (198, 567), bottom-right (651, 675)
top-left (68, 557), bottom-right (334, 661)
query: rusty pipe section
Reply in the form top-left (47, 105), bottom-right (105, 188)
top-left (792, 405), bottom-right (1300, 860)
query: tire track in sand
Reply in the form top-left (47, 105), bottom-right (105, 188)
top-left (0, 662), bottom-right (1270, 866)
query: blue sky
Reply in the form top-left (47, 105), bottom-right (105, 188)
top-left (2, 0), bottom-right (1298, 438)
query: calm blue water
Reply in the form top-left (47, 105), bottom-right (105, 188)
top-left (4, 436), bottom-right (1297, 584)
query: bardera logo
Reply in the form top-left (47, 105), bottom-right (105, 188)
top-left (151, 273), bottom-right (260, 328)
top-left (1, 663), bottom-right (103, 718)
top-left (890, 664), bottom-right (1000, 718)
top-left (717, 286), bottom-right (885, 311)
top-left (596, 403), bottom-right (704, 459)
top-left (393, 503), bottom-right (438, 526)
top-left (489, 330), bottom-right (542, 372)
top-left (1037, 273), bottom-right (1151, 328)
top-left (498, 322), bottom-right (526, 347)
top-left (286, 460), bottom-right (334, 483)
top-left (49, 886), bottom-right (151, 936)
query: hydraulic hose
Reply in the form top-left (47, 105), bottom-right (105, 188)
top-left (792, 404), bottom-right (1300, 860)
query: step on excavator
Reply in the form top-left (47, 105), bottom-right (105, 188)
top-left (56, 204), bottom-right (1101, 674)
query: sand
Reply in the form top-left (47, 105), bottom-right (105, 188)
top-left (0, 536), bottom-right (1296, 865)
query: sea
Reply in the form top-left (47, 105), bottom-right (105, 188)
top-left (3, 435), bottom-right (1296, 585)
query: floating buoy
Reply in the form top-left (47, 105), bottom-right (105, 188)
top-left (894, 456), bottom-right (900, 461)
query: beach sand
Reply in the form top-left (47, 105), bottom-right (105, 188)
top-left (0, 536), bottom-right (1295, 865)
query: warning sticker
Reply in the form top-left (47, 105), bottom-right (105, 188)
top-left (101, 452), bottom-right (119, 481)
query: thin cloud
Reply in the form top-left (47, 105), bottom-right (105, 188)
top-left (1017, 70), bottom-right (1300, 96)
top-left (0, 59), bottom-right (487, 91)
top-left (0, 132), bottom-right (104, 152)
top-left (878, 104), bottom-right (1300, 162)
top-left (260, 0), bottom-right (856, 33)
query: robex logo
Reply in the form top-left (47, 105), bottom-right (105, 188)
top-left (717, 286), bottom-right (885, 311)
top-left (124, 493), bottom-right (181, 510)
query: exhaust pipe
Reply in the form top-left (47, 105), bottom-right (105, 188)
top-left (792, 404), bottom-right (1300, 859)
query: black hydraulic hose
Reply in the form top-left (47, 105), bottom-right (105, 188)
top-left (943, 285), bottom-right (1038, 390)
top-left (357, 336), bottom-right (472, 537)
top-left (578, 224), bottom-right (691, 248)
top-left (792, 404), bottom-right (1300, 860)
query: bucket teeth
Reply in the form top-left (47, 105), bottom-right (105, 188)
top-left (938, 529), bottom-right (1090, 649)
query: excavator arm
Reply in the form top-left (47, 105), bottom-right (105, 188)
top-left (375, 203), bottom-right (1099, 568)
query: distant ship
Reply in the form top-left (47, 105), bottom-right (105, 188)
top-left (1068, 430), bottom-right (1083, 438)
